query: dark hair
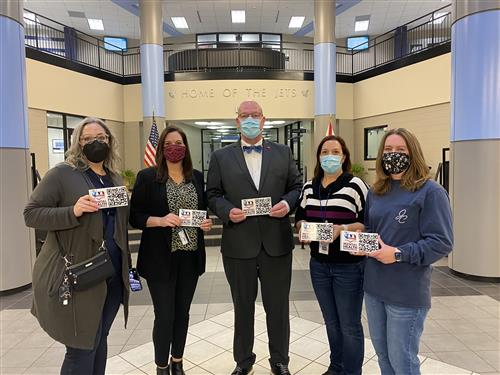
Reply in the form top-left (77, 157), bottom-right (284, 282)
top-left (155, 125), bottom-right (193, 183)
top-left (313, 135), bottom-right (352, 180)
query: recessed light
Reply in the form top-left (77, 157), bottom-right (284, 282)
top-left (88, 18), bottom-right (104, 31)
top-left (354, 19), bottom-right (369, 32)
top-left (231, 10), bottom-right (245, 23)
top-left (354, 16), bottom-right (370, 32)
top-left (171, 16), bottom-right (188, 29)
top-left (289, 16), bottom-right (305, 28)
top-left (432, 12), bottom-right (447, 24)
top-left (195, 121), bottom-right (223, 126)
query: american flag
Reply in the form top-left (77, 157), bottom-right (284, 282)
top-left (326, 119), bottom-right (334, 136)
top-left (144, 120), bottom-right (159, 167)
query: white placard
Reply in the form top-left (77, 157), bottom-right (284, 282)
top-left (89, 186), bottom-right (128, 209)
top-left (241, 197), bottom-right (272, 216)
top-left (179, 209), bottom-right (207, 227)
top-left (299, 222), bottom-right (334, 243)
top-left (340, 231), bottom-right (379, 253)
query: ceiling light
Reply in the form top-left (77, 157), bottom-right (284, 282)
top-left (264, 125), bottom-right (273, 129)
top-left (231, 10), bottom-right (245, 23)
top-left (195, 121), bottom-right (223, 126)
top-left (171, 16), bottom-right (188, 29)
top-left (218, 129), bottom-right (230, 133)
top-left (354, 19), bottom-right (369, 32)
top-left (289, 16), bottom-right (305, 28)
top-left (207, 126), bottom-right (219, 130)
top-left (265, 120), bottom-right (286, 125)
top-left (24, 11), bottom-right (39, 25)
top-left (88, 18), bottom-right (104, 31)
top-left (432, 12), bottom-right (447, 24)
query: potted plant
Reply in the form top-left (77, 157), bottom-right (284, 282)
top-left (121, 169), bottom-right (136, 191)
top-left (351, 163), bottom-right (367, 179)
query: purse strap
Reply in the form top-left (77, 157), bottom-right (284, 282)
top-left (54, 231), bottom-right (73, 267)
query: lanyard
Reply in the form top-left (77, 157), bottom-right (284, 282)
top-left (318, 182), bottom-right (333, 223)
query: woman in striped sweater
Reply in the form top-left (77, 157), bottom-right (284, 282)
top-left (295, 135), bottom-right (368, 375)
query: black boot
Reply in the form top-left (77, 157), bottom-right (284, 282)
top-left (156, 365), bottom-right (169, 375)
top-left (170, 359), bottom-right (185, 375)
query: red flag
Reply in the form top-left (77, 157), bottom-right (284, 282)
top-left (326, 121), bottom-right (334, 136)
top-left (144, 119), bottom-right (159, 167)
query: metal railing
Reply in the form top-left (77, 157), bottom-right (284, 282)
top-left (24, 4), bottom-right (451, 79)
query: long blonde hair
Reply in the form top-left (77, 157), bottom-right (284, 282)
top-left (65, 117), bottom-right (121, 174)
top-left (372, 128), bottom-right (430, 195)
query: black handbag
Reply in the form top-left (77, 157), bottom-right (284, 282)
top-left (56, 232), bottom-right (115, 292)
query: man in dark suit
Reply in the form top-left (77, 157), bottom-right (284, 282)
top-left (206, 100), bottom-right (302, 375)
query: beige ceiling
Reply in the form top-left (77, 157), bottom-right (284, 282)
top-left (23, 0), bottom-right (450, 42)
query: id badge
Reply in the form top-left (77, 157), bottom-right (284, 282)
top-left (178, 229), bottom-right (190, 245)
top-left (319, 242), bottom-right (329, 255)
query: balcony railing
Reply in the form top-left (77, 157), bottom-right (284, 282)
top-left (24, 4), bottom-right (451, 79)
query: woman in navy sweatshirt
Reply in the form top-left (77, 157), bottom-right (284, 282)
top-left (363, 128), bottom-right (453, 375)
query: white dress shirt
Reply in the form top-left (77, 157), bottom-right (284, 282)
top-left (241, 138), bottom-right (263, 189)
top-left (240, 139), bottom-right (290, 214)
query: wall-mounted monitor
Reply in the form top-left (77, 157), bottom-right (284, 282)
top-left (104, 37), bottom-right (127, 52)
top-left (347, 36), bottom-right (369, 50)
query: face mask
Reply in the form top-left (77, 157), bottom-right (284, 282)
top-left (320, 155), bottom-right (342, 174)
top-left (240, 117), bottom-right (262, 139)
top-left (382, 152), bottom-right (410, 175)
top-left (82, 140), bottom-right (109, 163)
top-left (163, 144), bottom-right (186, 163)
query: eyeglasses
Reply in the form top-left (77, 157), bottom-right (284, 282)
top-left (238, 112), bottom-right (263, 119)
top-left (80, 135), bottom-right (109, 144)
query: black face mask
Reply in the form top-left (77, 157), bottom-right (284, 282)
top-left (82, 140), bottom-right (109, 163)
top-left (382, 152), bottom-right (410, 175)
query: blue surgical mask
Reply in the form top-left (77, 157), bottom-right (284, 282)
top-left (240, 117), bottom-right (261, 139)
top-left (320, 155), bottom-right (342, 174)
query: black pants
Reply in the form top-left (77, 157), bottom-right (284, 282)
top-left (60, 273), bottom-right (123, 375)
top-left (147, 251), bottom-right (199, 367)
top-left (223, 249), bottom-right (292, 368)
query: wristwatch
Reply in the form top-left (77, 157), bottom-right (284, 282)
top-left (394, 249), bottom-right (402, 263)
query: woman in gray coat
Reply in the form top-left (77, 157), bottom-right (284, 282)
top-left (24, 117), bottom-right (130, 375)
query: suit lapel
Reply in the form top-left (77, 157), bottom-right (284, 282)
top-left (231, 142), bottom-right (257, 190)
top-left (258, 140), bottom-right (271, 192)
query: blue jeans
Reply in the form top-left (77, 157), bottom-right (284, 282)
top-left (364, 292), bottom-right (429, 375)
top-left (310, 258), bottom-right (364, 375)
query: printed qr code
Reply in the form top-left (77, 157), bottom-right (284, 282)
top-left (316, 223), bottom-right (333, 242)
top-left (358, 233), bottom-right (379, 252)
top-left (254, 198), bottom-right (271, 215)
top-left (107, 187), bottom-right (128, 207)
top-left (191, 211), bottom-right (206, 226)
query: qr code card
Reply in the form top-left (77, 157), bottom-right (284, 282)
top-left (89, 186), bottom-right (128, 209)
top-left (340, 231), bottom-right (379, 253)
top-left (241, 197), bottom-right (272, 216)
top-left (299, 222), bottom-right (334, 242)
top-left (179, 209), bottom-right (207, 227)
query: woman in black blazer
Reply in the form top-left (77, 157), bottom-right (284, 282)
top-left (130, 126), bottom-right (212, 375)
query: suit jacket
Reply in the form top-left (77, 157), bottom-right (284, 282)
top-left (129, 167), bottom-right (206, 281)
top-left (24, 163), bottom-right (130, 350)
top-left (206, 140), bottom-right (302, 259)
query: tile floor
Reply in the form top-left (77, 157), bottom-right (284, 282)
top-left (1, 246), bottom-right (499, 375)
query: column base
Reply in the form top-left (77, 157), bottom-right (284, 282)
top-left (449, 268), bottom-right (500, 283)
top-left (0, 282), bottom-right (32, 296)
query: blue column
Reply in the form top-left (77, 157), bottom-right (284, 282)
top-left (1, 0), bottom-right (34, 291)
top-left (314, 0), bottom-right (336, 145)
top-left (449, 2), bottom-right (500, 279)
